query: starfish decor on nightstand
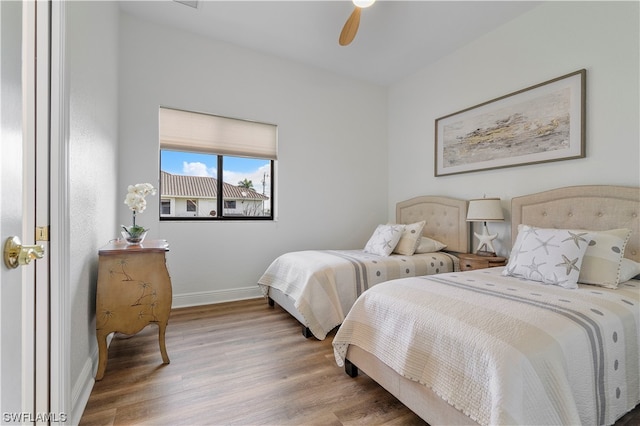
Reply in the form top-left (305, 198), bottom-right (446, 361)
top-left (474, 228), bottom-right (499, 254)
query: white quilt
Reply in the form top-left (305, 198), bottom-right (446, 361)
top-left (333, 268), bottom-right (640, 425)
top-left (257, 250), bottom-right (458, 339)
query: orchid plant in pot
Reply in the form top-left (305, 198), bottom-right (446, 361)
top-left (122, 183), bottom-right (157, 244)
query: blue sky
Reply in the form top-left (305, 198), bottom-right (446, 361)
top-left (160, 150), bottom-right (270, 193)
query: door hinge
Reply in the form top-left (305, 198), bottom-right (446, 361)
top-left (35, 226), bottom-right (49, 242)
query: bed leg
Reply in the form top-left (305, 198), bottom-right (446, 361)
top-left (345, 359), bottom-right (358, 378)
top-left (302, 326), bottom-right (313, 339)
top-left (268, 297), bottom-right (274, 307)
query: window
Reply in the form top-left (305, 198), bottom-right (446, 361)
top-left (159, 107), bottom-right (276, 220)
top-left (161, 199), bottom-right (171, 215)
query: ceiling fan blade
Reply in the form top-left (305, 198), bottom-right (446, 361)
top-left (339, 7), bottom-right (361, 46)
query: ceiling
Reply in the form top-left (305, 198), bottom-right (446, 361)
top-left (119, 1), bottom-right (542, 86)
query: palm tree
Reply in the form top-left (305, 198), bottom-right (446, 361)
top-left (238, 178), bottom-right (254, 190)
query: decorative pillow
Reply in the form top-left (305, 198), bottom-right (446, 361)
top-left (619, 258), bottom-right (640, 283)
top-left (502, 225), bottom-right (593, 289)
top-left (415, 237), bottom-right (447, 254)
top-left (393, 221), bottom-right (426, 255)
top-left (578, 228), bottom-right (632, 289)
top-left (364, 224), bottom-right (405, 256)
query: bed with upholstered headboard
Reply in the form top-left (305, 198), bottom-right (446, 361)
top-left (396, 195), bottom-right (470, 253)
top-left (336, 185), bottom-right (640, 425)
top-left (511, 185), bottom-right (640, 262)
top-left (258, 195), bottom-right (469, 340)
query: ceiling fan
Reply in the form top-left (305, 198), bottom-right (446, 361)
top-left (339, 0), bottom-right (376, 46)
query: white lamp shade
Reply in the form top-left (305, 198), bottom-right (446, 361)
top-left (466, 198), bottom-right (505, 222)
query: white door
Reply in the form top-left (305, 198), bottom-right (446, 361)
top-left (0, 0), bottom-right (35, 419)
top-left (1, 0), bottom-right (50, 422)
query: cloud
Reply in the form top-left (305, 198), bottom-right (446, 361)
top-left (180, 160), bottom-right (271, 195)
top-left (223, 163), bottom-right (271, 195)
top-left (182, 161), bottom-right (216, 177)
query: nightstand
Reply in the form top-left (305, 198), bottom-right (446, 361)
top-left (457, 252), bottom-right (507, 271)
top-left (95, 239), bottom-right (172, 380)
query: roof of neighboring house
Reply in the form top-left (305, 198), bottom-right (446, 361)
top-left (160, 171), bottom-right (269, 200)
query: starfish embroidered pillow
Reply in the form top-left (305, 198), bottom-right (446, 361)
top-left (364, 224), bottom-right (405, 256)
top-left (502, 225), bottom-right (593, 289)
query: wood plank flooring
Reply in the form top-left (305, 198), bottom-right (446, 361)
top-left (80, 298), bottom-right (640, 425)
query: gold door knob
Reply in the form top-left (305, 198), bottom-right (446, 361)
top-left (3, 236), bottom-right (45, 269)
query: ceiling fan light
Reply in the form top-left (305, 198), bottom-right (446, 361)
top-left (353, 0), bottom-right (375, 8)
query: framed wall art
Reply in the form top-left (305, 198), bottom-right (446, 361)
top-left (435, 69), bottom-right (586, 177)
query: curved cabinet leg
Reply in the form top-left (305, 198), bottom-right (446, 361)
top-left (96, 331), bottom-right (109, 380)
top-left (158, 322), bottom-right (170, 364)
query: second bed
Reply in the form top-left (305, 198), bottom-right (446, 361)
top-left (258, 195), bottom-right (470, 340)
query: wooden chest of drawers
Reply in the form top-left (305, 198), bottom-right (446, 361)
top-left (95, 239), bottom-right (172, 380)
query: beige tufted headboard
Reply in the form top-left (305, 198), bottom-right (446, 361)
top-left (396, 196), bottom-right (470, 254)
top-left (511, 185), bottom-right (640, 263)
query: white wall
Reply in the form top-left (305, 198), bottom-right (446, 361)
top-left (66, 1), bottom-right (119, 421)
top-left (118, 13), bottom-right (388, 306)
top-left (387, 1), bottom-right (639, 256)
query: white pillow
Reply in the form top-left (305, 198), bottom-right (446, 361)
top-left (393, 221), bottom-right (426, 255)
top-left (364, 224), bottom-right (405, 257)
top-left (619, 258), bottom-right (640, 282)
top-left (578, 228), bottom-right (631, 289)
top-left (502, 225), bottom-right (593, 289)
top-left (415, 237), bottom-right (447, 254)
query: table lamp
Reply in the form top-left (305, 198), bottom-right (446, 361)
top-left (466, 197), bottom-right (505, 256)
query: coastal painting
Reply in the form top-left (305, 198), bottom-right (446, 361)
top-left (435, 70), bottom-right (585, 176)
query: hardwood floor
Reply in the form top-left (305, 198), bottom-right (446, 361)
top-left (80, 298), bottom-right (640, 425)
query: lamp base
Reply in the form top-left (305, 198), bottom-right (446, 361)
top-left (473, 222), bottom-right (499, 256)
top-left (475, 250), bottom-right (497, 257)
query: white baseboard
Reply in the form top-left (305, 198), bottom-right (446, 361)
top-left (71, 334), bottom-right (113, 425)
top-left (172, 286), bottom-right (262, 309)
top-left (69, 345), bottom-right (96, 425)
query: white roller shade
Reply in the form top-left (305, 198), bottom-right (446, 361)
top-left (160, 107), bottom-right (277, 160)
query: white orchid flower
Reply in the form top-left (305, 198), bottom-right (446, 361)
top-left (123, 183), bottom-right (157, 235)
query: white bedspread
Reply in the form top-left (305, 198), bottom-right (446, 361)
top-left (333, 268), bottom-right (640, 425)
top-left (257, 250), bottom-right (458, 339)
